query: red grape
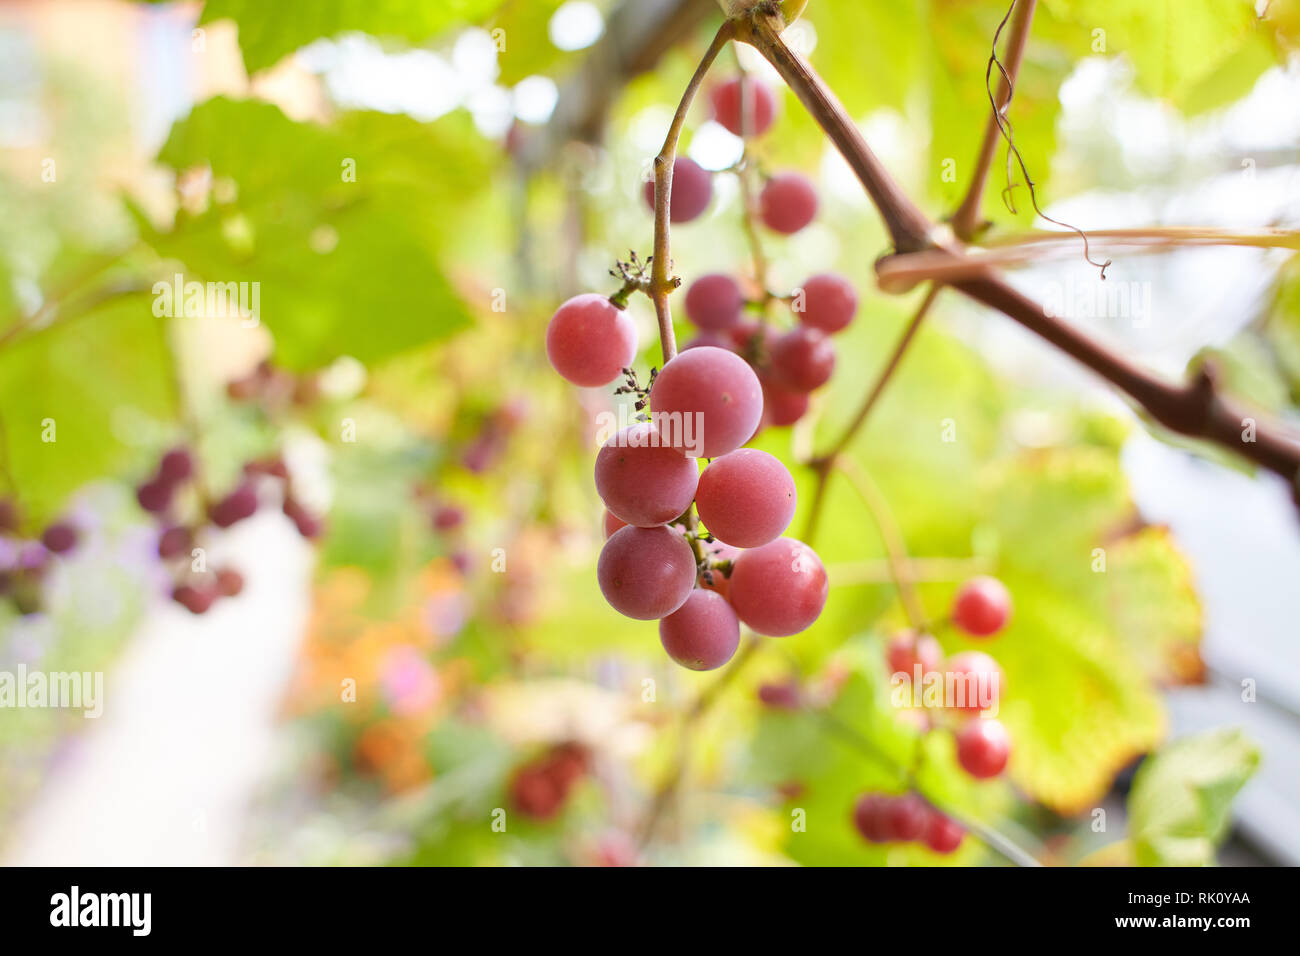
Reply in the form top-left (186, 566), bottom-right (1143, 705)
top-left (886, 632), bottom-right (943, 680)
top-left (594, 423), bottom-right (700, 527)
top-left (952, 576), bottom-right (1012, 637)
top-left (728, 537), bottom-right (827, 636)
top-left (945, 651), bottom-right (1004, 714)
top-left (136, 478), bottom-right (173, 514)
top-left (210, 483), bottom-right (258, 528)
top-left (603, 509), bottom-right (627, 539)
top-left (769, 326), bottom-right (835, 393)
top-left (658, 589), bottom-right (741, 671)
top-left (710, 76), bottom-right (778, 138)
top-left (684, 274), bottom-right (744, 330)
top-left (41, 522), bottom-right (78, 554)
top-left (757, 679), bottom-right (802, 709)
top-left (650, 346), bottom-right (763, 458)
top-left (546, 293), bottom-right (639, 388)
top-left (596, 525), bottom-right (696, 620)
top-left (158, 447), bottom-right (194, 483)
top-left (695, 449), bottom-right (796, 547)
top-left (432, 504), bottom-right (465, 532)
top-left (923, 810), bottom-right (964, 854)
top-left (852, 793), bottom-right (893, 843)
top-left (759, 172), bottom-right (817, 234)
top-left (887, 794), bottom-right (929, 841)
top-left (216, 567), bottom-right (244, 597)
top-left (796, 273), bottom-right (858, 334)
top-left (172, 582), bottom-right (216, 615)
top-left (157, 525), bottom-right (193, 559)
top-left (759, 375), bottom-right (810, 427)
top-left (955, 717), bottom-right (1011, 779)
top-left (642, 157), bottom-right (713, 223)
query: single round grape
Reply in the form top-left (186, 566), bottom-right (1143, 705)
top-left (945, 651), bottom-right (1004, 714)
top-left (952, 576), bottom-right (1012, 637)
top-left (546, 293), bottom-right (639, 388)
top-left (760, 375), bottom-right (810, 427)
top-left (603, 509), bottom-right (627, 539)
top-left (642, 157), bottom-right (713, 223)
top-left (658, 589), bottom-right (741, 671)
top-left (173, 582), bottom-right (216, 615)
top-left (710, 76), bottom-right (778, 137)
top-left (923, 810), bottom-right (964, 853)
top-left (886, 632), bottom-right (943, 680)
top-left (769, 326), bottom-right (835, 393)
top-left (136, 478), bottom-right (174, 514)
top-left (41, 522), bottom-right (78, 555)
top-left (594, 423), bottom-right (700, 527)
top-left (852, 793), bottom-right (893, 843)
top-left (796, 273), bottom-right (858, 334)
top-left (684, 274), bottom-right (744, 330)
top-left (759, 172), bottom-right (817, 234)
top-left (158, 447), bottom-right (194, 483)
top-left (695, 449), bottom-right (796, 547)
top-left (956, 717), bottom-right (1011, 779)
top-left (157, 525), bottom-right (193, 559)
top-left (650, 346), bottom-right (763, 458)
top-left (887, 794), bottom-right (929, 842)
top-left (210, 483), bottom-right (258, 528)
top-left (728, 537), bottom-right (828, 636)
top-left (596, 525), bottom-right (696, 620)
top-left (216, 567), bottom-right (245, 597)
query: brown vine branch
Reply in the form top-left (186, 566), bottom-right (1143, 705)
top-left (741, 11), bottom-right (1300, 493)
top-left (649, 19), bottom-right (737, 362)
top-left (951, 0), bottom-right (1037, 241)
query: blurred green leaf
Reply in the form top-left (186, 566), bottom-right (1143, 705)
top-left (1128, 728), bottom-right (1260, 866)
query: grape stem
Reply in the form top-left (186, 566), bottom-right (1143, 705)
top-left (950, 0), bottom-right (1038, 242)
top-left (741, 8), bottom-right (1300, 499)
top-left (649, 19), bottom-right (738, 363)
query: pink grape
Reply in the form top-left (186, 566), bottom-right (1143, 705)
top-left (210, 483), bottom-right (258, 528)
top-left (650, 346), bottom-right (763, 458)
top-left (797, 273), bottom-right (858, 334)
top-left (546, 293), bottom-right (639, 388)
top-left (886, 632), bottom-right (943, 679)
top-left (759, 172), bottom-right (817, 234)
top-left (658, 589), bottom-right (741, 671)
top-left (952, 576), bottom-right (1012, 637)
top-left (596, 525), bottom-right (696, 620)
top-left (769, 326), bottom-right (835, 393)
top-left (945, 651), bottom-right (1004, 714)
top-left (136, 478), bottom-right (174, 514)
top-left (603, 509), bottom-right (627, 539)
top-left (923, 811), bottom-right (964, 854)
top-left (684, 274), bottom-right (744, 330)
top-left (728, 537), bottom-right (827, 636)
top-left (158, 447), bottom-right (194, 483)
top-left (642, 157), bottom-right (713, 223)
top-left (955, 717), bottom-right (1011, 779)
top-left (41, 522), bottom-right (78, 554)
top-left (759, 375), bottom-right (810, 427)
top-left (695, 449), bottom-right (796, 548)
top-left (710, 76), bottom-right (778, 137)
top-left (887, 794), bottom-right (929, 841)
top-left (852, 794), bottom-right (893, 843)
top-left (173, 582), bottom-right (217, 614)
top-left (594, 423), bottom-right (700, 527)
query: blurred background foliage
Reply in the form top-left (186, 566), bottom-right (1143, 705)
top-left (2, 0), bottom-right (1297, 865)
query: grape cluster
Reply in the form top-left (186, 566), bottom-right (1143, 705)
top-left (135, 446), bottom-right (323, 614)
top-left (0, 497), bottom-right (80, 616)
top-left (508, 742), bottom-right (590, 821)
top-left (852, 792), bottom-right (965, 854)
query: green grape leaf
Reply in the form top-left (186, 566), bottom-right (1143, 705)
top-left (146, 97), bottom-right (483, 370)
top-left (199, 0), bottom-right (503, 73)
top-left (1128, 728), bottom-right (1260, 866)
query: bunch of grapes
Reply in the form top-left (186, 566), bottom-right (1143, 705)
top-left (548, 283), bottom-right (829, 668)
top-left (852, 792), bottom-right (965, 854)
top-left (135, 446), bottom-right (323, 614)
top-left (0, 497), bottom-right (79, 616)
top-left (508, 742), bottom-right (590, 822)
